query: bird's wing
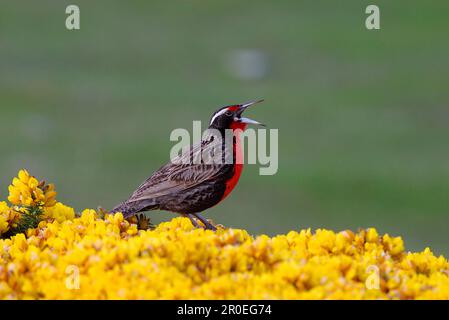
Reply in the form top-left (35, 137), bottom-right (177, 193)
top-left (126, 137), bottom-right (233, 203)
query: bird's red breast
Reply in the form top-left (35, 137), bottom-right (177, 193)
top-left (220, 122), bottom-right (247, 201)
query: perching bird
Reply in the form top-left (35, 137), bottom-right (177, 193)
top-left (111, 100), bottom-right (264, 230)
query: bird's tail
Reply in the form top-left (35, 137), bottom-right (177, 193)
top-left (110, 199), bottom-right (158, 218)
top-left (110, 201), bottom-right (133, 217)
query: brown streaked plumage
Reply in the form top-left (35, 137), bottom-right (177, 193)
top-left (111, 100), bottom-right (264, 230)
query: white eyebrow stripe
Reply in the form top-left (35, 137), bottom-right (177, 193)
top-left (209, 108), bottom-right (228, 125)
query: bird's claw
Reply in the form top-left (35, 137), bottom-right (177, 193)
top-left (185, 214), bottom-right (200, 228)
top-left (185, 214), bottom-right (217, 231)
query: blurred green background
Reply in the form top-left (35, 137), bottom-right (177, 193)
top-left (1, 1), bottom-right (448, 253)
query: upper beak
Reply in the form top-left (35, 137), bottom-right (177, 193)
top-left (236, 99), bottom-right (265, 126)
top-left (240, 99), bottom-right (264, 110)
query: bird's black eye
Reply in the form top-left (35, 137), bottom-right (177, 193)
top-left (225, 110), bottom-right (233, 117)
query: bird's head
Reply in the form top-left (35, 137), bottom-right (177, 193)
top-left (208, 99), bottom-right (264, 131)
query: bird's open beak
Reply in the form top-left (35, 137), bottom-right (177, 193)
top-left (236, 99), bottom-right (265, 126)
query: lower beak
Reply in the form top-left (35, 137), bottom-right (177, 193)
top-left (239, 117), bottom-right (265, 126)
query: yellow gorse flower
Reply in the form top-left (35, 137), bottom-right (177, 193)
top-left (0, 170), bottom-right (448, 299)
top-left (0, 211), bottom-right (448, 299)
top-left (0, 202), bottom-right (21, 234)
top-left (8, 169), bottom-right (57, 208)
top-left (43, 202), bottom-right (76, 223)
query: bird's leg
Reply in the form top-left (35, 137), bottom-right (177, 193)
top-left (193, 213), bottom-right (217, 231)
top-left (184, 214), bottom-right (200, 228)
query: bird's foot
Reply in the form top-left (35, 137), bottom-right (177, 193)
top-left (183, 213), bottom-right (217, 231)
top-left (193, 213), bottom-right (217, 231)
top-left (203, 221), bottom-right (217, 231)
top-left (185, 214), bottom-right (200, 228)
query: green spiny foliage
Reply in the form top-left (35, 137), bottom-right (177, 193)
top-left (2, 206), bottom-right (43, 238)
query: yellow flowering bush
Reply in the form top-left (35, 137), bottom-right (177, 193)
top-left (1, 170), bottom-right (449, 299)
top-left (1, 170), bottom-right (58, 237)
top-left (8, 169), bottom-right (56, 208)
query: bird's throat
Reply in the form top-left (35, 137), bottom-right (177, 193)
top-left (219, 123), bottom-right (245, 201)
